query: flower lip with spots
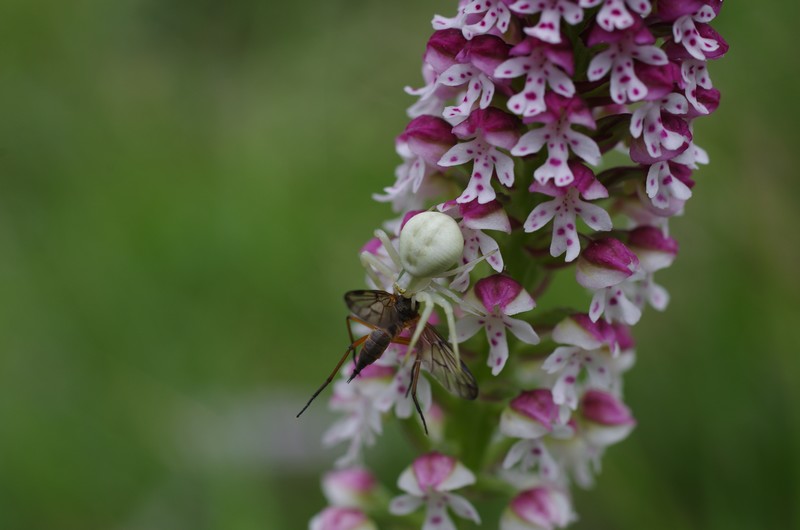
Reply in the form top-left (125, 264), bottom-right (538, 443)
top-left (389, 452), bottom-right (481, 529)
top-left (438, 108), bottom-right (521, 204)
top-left (524, 162), bottom-right (612, 262)
top-left (457, 274), bottom-right (540, 375)
top-left (512, 94), bottom-right (600, 187)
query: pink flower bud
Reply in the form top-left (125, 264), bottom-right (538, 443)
top-left (580, 389), bottom-right (636, 446)
top-left (474, 274), bottom-right (535, 315)
top-left (576, 238), bottom-right (640, 290)
top-left (322, 468), bottom-right (378, 508)
top-left (456, 34), bottom-right (512, 77)
top-left (627, 226), bottom-right (678, 272)
top-left (552, 313), bottom-right (618, 350)
top-left (424, 29), bottom-right (467, 74)
top-left (459, 199), bottom-right (512, 232)
top-left (310, 507), bottom-right (377, 530)
top-left (399, 116), bottom-right (458, 168)
top-left (630, 113), bottom-right (691, 164)
top-left (501, 389), bottom-right (558, 439)
top-left (500, 487), bottom-right (573, 530)
top-left (655, 0), bottom-right (708, 22)
top-left (452, 107), bottom-right (522, 150)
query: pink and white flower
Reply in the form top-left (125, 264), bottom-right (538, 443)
top-left (500, 487), bottom-right (575, 530)
top-left (457, 274), bottom-right (540, 374)
top-left (542, 315), bottom-right (623, 413)
top-left (433, 0), bottom-right (514, 40)
top-left (585, 20), bottom-right (669, 104)
top-left (500, 389), bottom-right (570, 480)
top-left (625, 226), bottom-right (679, 312)
top-left (441, 35), bottom-right (510, 124)
top-left (310, 507), bottom-right (377, 530)
top-left (576, 238), bottom-right (642, 324)
top-left (389, 452), bottom-right (481, 529)
top-left (406, 30), bottom-right (468, 118)
top-left (579, 389), bottom-right (636, 446)
top-left (579, 0), bottom-right (651, 32)
top-left (375, 116), bottom-right (457, 211)
top-left (509, 0), bottom-right (584, 44)
top-left (323, 364), bottom-right (394, 468)
top-left (494, 37), bottom-right (576, 118)
top-left (511, 94), bottom-right (601, 187)
top-left (438, 107), bottom-right (521, 204)
top-left (644, 159), bottom-right (694, 210)
top-left (670, 4), bottom-right (723, 61)
top-left (630, 93), bottom-right (691, 160)
top-left (322, 467), bottom-right (379, 508)
top-left (524, 162), bottom-right (612, 262)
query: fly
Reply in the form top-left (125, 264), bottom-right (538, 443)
top-left (296, 289), bottom-right (478, 433)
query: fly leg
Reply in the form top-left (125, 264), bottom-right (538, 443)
top-left (297, 334), bottom-right (368, 418)
top-left (409, 353), bottom-right (429, 435)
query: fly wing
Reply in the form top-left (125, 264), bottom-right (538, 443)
top-left (344, 290), bottom-right (400, 329)
top-left (417, 325), bottom-right (478, 400)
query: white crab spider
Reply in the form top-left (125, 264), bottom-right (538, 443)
top-left (359, 211), bottom-right (489, 366)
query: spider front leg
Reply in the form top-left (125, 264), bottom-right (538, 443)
top-left (408, 291), bottom-right (462, 366)
top-left (406, 291), bottom-right (436, 363)
top-left (359, 251), bottom-right (395, 291)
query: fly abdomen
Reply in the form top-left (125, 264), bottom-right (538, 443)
top-left (349, 328), bottom-right (392, 381)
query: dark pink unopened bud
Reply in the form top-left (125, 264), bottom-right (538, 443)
top-left (576, 238), bottom-right (640, 290)
top-left (501, 487), bottom-right (573, 529)
top-left (452, 107), bottom-right (521, 150)
top-left (424, 29), bottom-right (467, 74)
top-left (400, 116), bottom-right (458, 167)
top-left (580, 389), bottom-right (636, 446)
top-left (628, 226), bottom-right (679, 272)
top-left (456, 34), bottom-right (511, 77)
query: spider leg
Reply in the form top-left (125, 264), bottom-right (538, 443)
top-left (374, 229), bottom-right (403, 271)
top-left (435, 248), bottom-right (499, 277)
top-left (407, 291), bottom-right (435, 362)
top-left (430, 281), bottom-right (486, 317)
top-left (360, 251), bottom-right (395, 289)
top-left (429, 291), bottom-right (461, 366)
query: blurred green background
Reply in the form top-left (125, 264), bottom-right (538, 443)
top-left (0, 0), bottom-right (798, 529)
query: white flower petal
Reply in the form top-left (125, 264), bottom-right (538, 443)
top-left (523, 198), bottom-right (559, 232)
top-left (397, 466), bottom-right (424, 496)
top-left (446, 493), bottom-right (481, 524)
top-left (503, 439), bottom-right (534, 469)
top-left (389, 494), bottom-right (424, 516)
top-left (577, 199), bottom-right (612, 232)
top-left (511, 127), bottom-right (549, 156)
top-left (504, 316), bottom-right (540, 345)
top-left (486, 323), bottom-right (510, 375)
top-left (437, 461), bottom-right (477, 491)
top-left (439, 139), bottom-right (478, 167)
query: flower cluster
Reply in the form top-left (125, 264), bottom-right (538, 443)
top-left (310, 1), bottom-right (727, 528)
